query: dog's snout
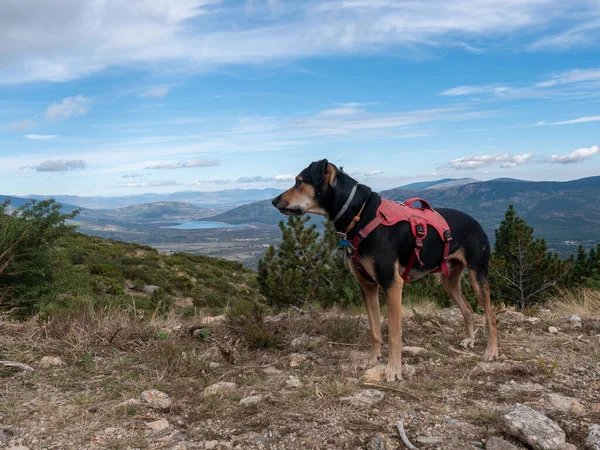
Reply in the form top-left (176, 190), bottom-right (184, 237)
top-left (271, 196), bottom-right (278, 207)
top-left (272, 195), bottom-right (286, 209)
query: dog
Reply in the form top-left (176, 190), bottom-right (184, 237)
top-left (272, 159), bottom-right (498, 382)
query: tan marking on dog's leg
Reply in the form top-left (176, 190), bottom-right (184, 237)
top-left (384, 268), bottom-right (404, 382)
top-left (441, 261), bottom-right (475, 349)
top-left (468, 269), bottom-right (499, 361)
top-left (347, 256), bottom-right (381, 369)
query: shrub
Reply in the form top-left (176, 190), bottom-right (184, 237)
top-left (225, 300), bottom-right (282, 349)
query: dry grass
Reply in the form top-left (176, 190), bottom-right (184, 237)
top-left (548, 288), bottom-right (600, 319)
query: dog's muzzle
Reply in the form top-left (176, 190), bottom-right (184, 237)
top-left (271, 196), bottom-right (303, 216)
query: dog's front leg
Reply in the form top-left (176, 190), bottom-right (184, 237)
top-left (360, 282), bottom-right (381, 368)
top-left (384, 276), bottom-right (404, 382)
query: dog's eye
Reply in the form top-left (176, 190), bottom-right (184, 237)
top-left (295, 179), bottom-right (302, 188)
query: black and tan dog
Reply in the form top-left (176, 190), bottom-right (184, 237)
top-left (272, 159), bottom-right (498, 382)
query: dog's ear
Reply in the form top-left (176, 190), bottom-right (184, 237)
top-left (310, 159), bottom-right (337, 186)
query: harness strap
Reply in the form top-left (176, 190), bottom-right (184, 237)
top-left (332, 184), bottom-right (359, 223)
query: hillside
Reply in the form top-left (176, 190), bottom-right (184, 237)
top-left (78, 201), bottom-right (216, 222)
top-left (399, 177), bottom-right (478, 190)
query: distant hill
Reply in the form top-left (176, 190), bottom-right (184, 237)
top-left (26, 188), bottom-right (281, 210)
top-left (399, 178), bottom-right (478, 190)
top-left (79, 201), bottom-right (216, 222)
top-left (206, 199), bottom-right (281, 225)
top-left (0, 195), bottom-right (81, 214)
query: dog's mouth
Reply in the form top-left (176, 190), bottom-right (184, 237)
top-left (279, 207), bottom-right (304, 216)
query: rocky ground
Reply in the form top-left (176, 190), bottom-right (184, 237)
top-left (1, 302), bottom-right (599, 449)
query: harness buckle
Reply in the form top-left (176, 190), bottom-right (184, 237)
top-left (444, 229), bottom-right (452, 241)
top-left (415, 224), bottom-right (425, 237)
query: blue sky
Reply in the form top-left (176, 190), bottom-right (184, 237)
top-left (0, 0), bottom-right (599, 197)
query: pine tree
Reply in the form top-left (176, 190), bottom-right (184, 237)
top-left (490, 205), bottom-right (569, 309)
top-left (258, 216), bottom-right (360, 308)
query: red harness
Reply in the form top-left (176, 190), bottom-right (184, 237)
top-left (349, 198), bottom-right (452, 282)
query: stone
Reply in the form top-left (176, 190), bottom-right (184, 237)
top-left (288, 353), bottom-right (310, 367)
top-left (286, 376), bottom-right (302, 388)
top-left (140, 389), bottom-right (173, 411)
top-left (499, 311), bottom-right (526, 323)
top-left (416, 436), bottom-right (444, 445)
top-left (526, 317), bottom-right (541, 325)
top-left (146, 419), bottom-right (170, 432)
top-left (586, 424), bottom-right (600, 450)
top-left (7, 447), bottom-right (29, 450)
top-left (39, 356), bottom-right (64, 369)
top-left (437, 307), bottom-right (463, 326)
top-left (361, 365), bottom-right (386, 383)
top-left (143, 284), bottom-right (160, 294)
top-left (568, 314), bottom-right (582, 328)
top-left (340, 389), bottom-right (384, 407)
top-left (239, 395), bottom-right (263, 406)
top-left (205, 441), bottom-right (219, 450)
top-left (262, 366), bottom-right (282, 375)
top-left (486, 436), bottom-right (519, 450)
top-left (365, 432), bottom-right (394, 450)
top-left (548, 326), bottom-right (560, 334)
top-left (209, 362), bottom-right (221, 369)
top-left (201, 315), bottom-right (226, 325)
top-left (290, 334), bottom-right (326, 348)
top-left (203, 381), bottom-right (237, 396)
top-left (501, 403), bottom-right (566, 450)
top-left (403, 346), bottom-right (427, 356)
top-left (544, 392), bottom-right (585, 415)
top-left (116, 398), bottom-right (141, 408)
top-left (498, 382), bottom-right (546, 395)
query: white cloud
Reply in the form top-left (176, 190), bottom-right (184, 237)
top-left (536, 115), bottom-right (600, 126)
top-left (535, 69), bottom-right (600, 88)
top-left (449, 152), bottom-right (534, 170)
top-left (109, 180), bottom-right (179, 188)
top-left (274, 174), bottom-right (294, 181)
top-left (45, 95), bottom-right (91, 120)
top-left (139, 87), bottom-right (169, 98)
top-left (545, 145), bottom-right (599, 164)
top-left (365, 169), bottom-right (382, 176)
top-left (122, 173), bottom-right (147, 178)
top-left (235, 174), bottom-right (295, 183)
top-left (23, 159), bottom-right (86, 172)
top-left (8, 119), bottom-right (36, 131)
top-left (145, 159), bottom-right (220, 169)
top-left (440, 85), bottom-right (511, 96)
top-left (1, 0), bottom-right (599, 84)
top-left (25, 134), bottom-right (58, 140)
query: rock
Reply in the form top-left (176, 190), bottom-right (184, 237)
top-left (143, 284), bottom-right (160, 294)
top-left (526, 317), bottom-right (541, 325)
top-left (39, 356), bottom-right (64, 369)
top-left (537, 309), bottom-right (554, 320)
top-left (416, 436), bottom-right (444, 446)
top-left (7, 446), bottom-right (29, 450)
top-left (403, 346), bottom-right (427, 356)
top-left (548, 326), bottom-right (560, 334)
top-left (205, 441), bottom-right (219, 450)
top-left (586, 424), bottom-right (600, 450)
top-left (499, 311), bottom-right (526, 323)
top-left (239, 395), bottom-right (263, 406)
top-left (201, 315), bottom-right (226, 325)
top-left (140, 389), bottom-right (173, 411)
top-left (501, 403), bottom-right (566, 450)
top-left (486, 436), bottom-right (519, 450)
top-left (147, 418), bottom-right (170, 432)
top-left (361, 365), bottom-right (386, 383)
top-left (203, 381), bottom-right (237, 396)
top-left (290, 334), bottom-right (326, 348)
top-left (209, 362), bottom-right (221, 369)
top-left (544, 392), bottom-right (585, 415)
top-left (437, 307), bottom-right (463, 326)
top-left (365, 432), bottom-right (394, 450)
top-left (288, 353), bottom-right (310, 367)
top-left (560, 444), bottom-right (577, 450)
top-left (262, 366), bottom-right (282, 375)
top-left (499, 382), bottom-right (546, 395)
top-left (568, 314), bottom-right (582, 328)
top-left (340, 389), bottom-right (384, 406)
top-left (472, 361), bottom-right (526, 376)
top-left (286, 376), bottom-right (302, 388)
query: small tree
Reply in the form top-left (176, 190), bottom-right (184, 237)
top-left (570, 244), bottom-right (600, 289)
top-left (258, 216), bottom-right (360, 308)
top-left (490, 205), bottom-right (569, 309)
top-left (0, 199), bottom-right (79, 316)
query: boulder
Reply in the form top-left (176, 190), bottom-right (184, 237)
top-left (501, 403), bottom-right (566, 450)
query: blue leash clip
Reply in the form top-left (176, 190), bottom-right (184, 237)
top-left (338, 239), bottom-right (352, 249)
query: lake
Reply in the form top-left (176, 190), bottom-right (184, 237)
top-left (161, 221), bottom-right (248, 230)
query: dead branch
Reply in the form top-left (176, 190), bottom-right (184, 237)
top-left (0, 360), bottom-right (35, 372)
top-left (396, 421), bottom-right (420, 450)
top-left (361, 382), bottom-right (421, 401)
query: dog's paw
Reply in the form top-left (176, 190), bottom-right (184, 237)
top-left (459, 337), bottom-right (475, 349)
top-left (483, 347), bottom-right (499, 361)
top-left (359, 351), bottom-right (381, 370)
top-left (384, 364), bottom-right (403, 383)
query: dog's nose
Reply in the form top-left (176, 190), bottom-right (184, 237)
top-left (271, 196), bottom-right (280, 208)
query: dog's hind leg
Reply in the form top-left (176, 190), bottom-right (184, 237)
top-left (468, 269), bottom-right (499, 361)
top-left (441, 261), bottom-right (475, 349)
top-left (384, 266), bottom-right (404, 382)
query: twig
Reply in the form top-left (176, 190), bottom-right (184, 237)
top-left (396, 421), bottom-right (420, 450)
top-left (361, 382), bottom-right (421, 401)
top-left (448, 346), bottom-right (478, 358)
top-left (0, 360), bottom-right (35, 372)
top-left (327, 341), bottom-right (362, 347)
top-left (108, 327), bottom-right (123, 344)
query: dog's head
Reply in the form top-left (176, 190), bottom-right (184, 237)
top-left (271, 159), bottom-right (338, 218)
